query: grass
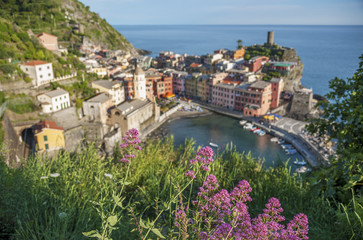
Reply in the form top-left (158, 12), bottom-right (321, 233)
top-left (0, 138), bottom-right (361, 239)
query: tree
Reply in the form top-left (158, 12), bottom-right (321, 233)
top-left (237, 39), bottom-right (242, 49)
top-left (307, 54), bottom-right (363, 201)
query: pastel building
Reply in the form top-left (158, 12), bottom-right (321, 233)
top-left (234, 81), bottom-right (272, 117)
top-left (37, 88), bottom-right (70, 113)
top-left (20, 60), bottom-right (54, 87)
top-left (212, 83), bottom-right (236, 109)
top-left (170, 71), bottom-right (188, 96)
top-left (33, 121), bottom-right (65, 153)
top-left (92, 80), bottom-right (125, 105)
top-left (270, 78), bottom-right (284, 109)
top-left (37, 32), bottom-right (58, 51)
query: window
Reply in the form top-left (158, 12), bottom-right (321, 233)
top-left (26, 68), bottom-right (28, 71)
top-left (39, 67), bottom-right (42, 71)
top-left (44, 135), bottom-right (48, 141)
top-left (48, 73), bottom-right (51, 77)
top-left (47, 66), bottom-right (50, 69)
top-left (45, 144), bottom-right (49, 150)
top-left (40, 75), bottom-right (43, 78)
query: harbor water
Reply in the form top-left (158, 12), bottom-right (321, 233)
top-left (161, 112), bottom-right (307, 172)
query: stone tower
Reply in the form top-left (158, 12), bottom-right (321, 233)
top-left (267, 31), bottom-right (274, 46)
top-left (133, 63), bottom-right (146, 100)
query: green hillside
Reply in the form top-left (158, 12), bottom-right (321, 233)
top-left (0, 0), bottom-right (133, 51)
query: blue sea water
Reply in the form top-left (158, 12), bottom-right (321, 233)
top-left (114, 25), bottom-right (363, 96)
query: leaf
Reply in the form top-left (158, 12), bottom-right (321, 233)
top-left (151, 228), bottom-right (165, 239)
top-left (140, 218), bottom-right (148, 229)
top-left (82, 230), bottom-right (102, 238)
top-left (112, 193), bottom-right (122, 207)
top-left (107, 215), bottom-right (118, 227)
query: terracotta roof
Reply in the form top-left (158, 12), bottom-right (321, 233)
top-left (33, 121), bottom-right (64, 134)
top-left (37, 32), bottom-right (57, 38)
top-left (190, 63), bottom-right (201, 68)
top-left (24, 60), bottom-right (49, 66)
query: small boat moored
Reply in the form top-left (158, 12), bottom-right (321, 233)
top-left (294, 159), bottom-right (307, 165)
top-left (209, 142), bottom-right (219, 148)
top-left (270, 137), bottom-right (279, 142)
top-left (239, 120), bottom-right (248, 126)
top-left (286, 149), bottom-right (298, 155)
top-left (295, 166), bottom-right (312, 173)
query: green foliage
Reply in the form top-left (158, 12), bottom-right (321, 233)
top-left (0, 138), bottom-right (357, 239)
top-left (7, 94), bottom-right (37, 114)
top-left (307, 54), bottom-right (363, 201)
top-left (0, 63), bottom-right (16, 74)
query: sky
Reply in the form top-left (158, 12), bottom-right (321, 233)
top-left (79, 0), bottom-right (363, 25)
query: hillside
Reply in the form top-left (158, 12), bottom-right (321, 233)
top-left (0, 0), bottom-right (133, 52)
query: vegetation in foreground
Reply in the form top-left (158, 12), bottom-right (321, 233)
top-left (0, 133), bottom-right (360, 239)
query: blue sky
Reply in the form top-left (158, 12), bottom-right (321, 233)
top-left (79, 0), bottom-right (363, 25)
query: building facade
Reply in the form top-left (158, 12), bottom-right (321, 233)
top-left (83, 93), bottom-right (113, 124)
top-left (20, 60), bottom-right (54, 87)
top-left (33, 121), bottom-right (65, 153)
top-left (37, 88), bottom-right (70, 113)
top-left (92, 80), bottom-right (125, 105)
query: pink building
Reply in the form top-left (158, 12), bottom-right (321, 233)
top-left (37, 32), bottom-right (58, 51)
top-left (234, 81), bottom-right (272, 117)
top-left (170, 71), bottom-right (188, 96)
top-left (212, 83), bottom-right (236, 109)
top-left (270, 78), bottom-right (284, 109)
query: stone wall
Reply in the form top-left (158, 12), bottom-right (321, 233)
top-left (288, 89), bottom-right (313, 120)
top-left (1, 111), bottom-right (23, 167)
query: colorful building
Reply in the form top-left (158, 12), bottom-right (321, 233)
top-left (245, 56), bottom-right (269, 72)
top-left (92, 80), bottom-right (125, 105)
top-left (270, 78), bottom-right (284, 109)
top-left (212, 83), bottom-right (236, 109)
top-left (234, 81), bottom-right (272, 117)
top-left (33, 121), bottom-right (65, 153)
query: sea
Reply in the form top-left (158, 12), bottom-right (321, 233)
top-left (114, 25), bottom-right (363, 96)
top-left (113, 25), bottom-right (363, 169)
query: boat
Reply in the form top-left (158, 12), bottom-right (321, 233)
top-left (257, 130), bottom-right (266, 136)
top-left (239, 120), bottom-right (248, 125)
top-left (286, 148), bottom-right (297, 154)
top-left (295, 166), bottom-right (311, 173)
top-left (244, 123), bottom-right (253, 129)
top-left (209, 142), bottom-right (219, 148)
top-left (281, 144), bottom-right (293, 149)
top-left (250, 127), bottom-right (259, 132)
top-left (270, 137), bottom-right (279, 143)
top-left (294, 159), bottom-right (307, 165)
top-left (277, 138), bottom-right (285, 144)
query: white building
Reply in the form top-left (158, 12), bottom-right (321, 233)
top-left (133, 65), bottom-right (146, 100)
top-left (37, 88), bottom-right (70, 113)
top-left (20, 60), bottom-right (54, 87)
top-left (92, 80), bottom-right (125, 105)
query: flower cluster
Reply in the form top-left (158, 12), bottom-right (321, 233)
top-left (185, 146), bottom-right (214, 179)
top-left (120, 128), bottom-right (142, 164)
top-left (175, 175), bottom-right (309, 239)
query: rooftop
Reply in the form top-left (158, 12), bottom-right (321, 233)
top-left (93, 80), bottom-right (119, 89)
top-left (271, 78), bottom-right (284, 83)
top-left (37, 32), bottom-right (57, 38)
top-left (116, 99), bottom-right (150, 117)
top-left (87, 93), bottom-right (111, 104)
top-left (250, 81), bottom-right (270, 89)
top-left (42, 88), bottom-right (68, 98)
top-left (24, 60), bottom-right (49, 66)
top-left (33, 120), bottom-right (64, 134)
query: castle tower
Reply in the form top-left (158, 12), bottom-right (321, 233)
top-left (133, 64), bottom-right (146, 100)
top-left (267, 31), bottom-right (274, 46)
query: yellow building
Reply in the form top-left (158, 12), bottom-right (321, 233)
top-left (33, 121), bottom-right (65, 153)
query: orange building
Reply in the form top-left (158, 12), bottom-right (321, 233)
top-left (232, 49), bottom-right (245, 59)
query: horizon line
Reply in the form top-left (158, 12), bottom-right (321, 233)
top-left (111, 23), bottom-right (363, 26)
